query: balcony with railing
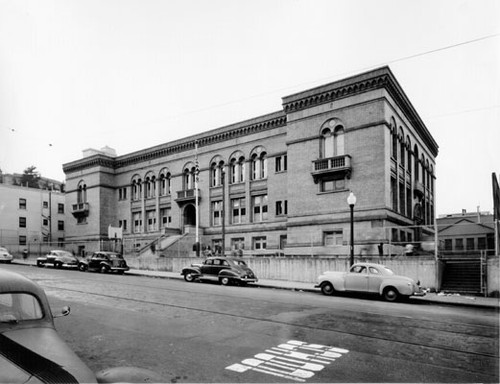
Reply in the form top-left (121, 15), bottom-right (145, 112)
top-left (311, 155), bottom-right (352, 183)
top-left (175, 189), bottom-right (200, 203)
top-left (71, 202), bottom-right (89, 218)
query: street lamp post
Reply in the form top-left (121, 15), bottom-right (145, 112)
top-left (347, 192), bottom-right (357, 267)
top-left (221, 166), bottom-right (226, 256)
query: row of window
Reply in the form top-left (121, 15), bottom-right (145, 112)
top-left (113, 154), bottom-right (289, 202)
top-left (18, 236), bottom-right (65, 246)
top-left (18, 217), bottom-right (65, 230)
top-left (444, 237), bottom-right (491, 251)
top-left (18, 198), bottom-right (65, 213)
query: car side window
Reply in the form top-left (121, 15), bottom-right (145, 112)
top-left (222, 260), bottom-right (229, 266)
top-left (205, 259), bottom-right (213, 265)
top-left (351, 266), bottom-right (366, 274)
top-left (369, 267), bottom-right (380, 274)
top-left (214, 259), bottom-right (222, 266)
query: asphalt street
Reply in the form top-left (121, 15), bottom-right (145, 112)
top-left (2, 264), bottom-right (499, 383)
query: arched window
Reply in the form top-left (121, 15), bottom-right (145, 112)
top-left (145, 172), bottom-right (155, 199)
top-left (250, 147), bottom-right (267, 180)
top-left (413, 145), bottom-right (419, 182)
top-left (131, 176), bottom-right (142, 201)
top-left (407, 137), bottom-right (412, 175)
top-left (159, 169), bottom-right (171, 196)
top-left (229, 152), bottom-right (245, 184)
top-left (210, 157), bottom-right (225, 187)
top-left (321, 119), bottom-right (345, 158)
top-left (183, 164), bottom-right (196, 190)
top-left (391, 118), bottom-right (398, 160)
top-left (77, 181), bottom-right (87, 204)
top-left (399, 128), bottom-right (405, 167)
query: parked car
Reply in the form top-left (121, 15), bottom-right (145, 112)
top-left (78, 251), bottom-right (129, 274)
top-left (315, 262), bottom-right (425, 302)
top-left (0, 247), bottom-right (13, 263)
top-left (0, 269), bottom-right (163, 383)
top-left (181, 257), bottom-right (258, 285)
top-left (37, 250), bottom-right (79, 269)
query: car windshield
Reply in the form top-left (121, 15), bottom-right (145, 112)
top-left (0, 293), bottom-right (44, 323)
top-left (0, 247), bottom-right (8, 252)
top-left (108, 254), bottom-right (122, 259)
top-left (383, 267), bottom-right (395, 275)
top-left (234, 260), bottom-right (247, 266)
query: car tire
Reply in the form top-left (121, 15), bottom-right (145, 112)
top-left (184, 273), bottom-right (196, 282)
top-left (100, 265), bottom-right (109, 274)
top-left (321, 282), bottom-right (335, 296)
top-left (78, 264), bottom-right (87, 272)
top-left (55, 262), bottom-right (63, 269)
top-left (383, 287), bottom-right (399, 302)
top-left (220, 277), bottom-right (231, 286)
top-left (37, 261), bottom-right (44, 268)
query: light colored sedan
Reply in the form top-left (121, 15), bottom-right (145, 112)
top-left (315, 262), bottom-right (425, 302)
top-left (0, 247), bottom-right (13, 263)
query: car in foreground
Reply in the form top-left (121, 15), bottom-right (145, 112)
top-left (37, 250), bottom-right (79, 269)
top-left (0, 247), bottom-right (13, 263)
top-left (0, 269), bottom-right (163, 383)
top-left (181, 257), bottom-right (258, 285)
top-left (78, 251), bottom-right (129, 274)
top-left (315, 262), bottom-right (425, 302)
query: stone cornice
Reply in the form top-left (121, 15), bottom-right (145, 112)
top-left (63, 111), bottom-right (287, 174)
top-left (282, 66), bottom-right (438, 157)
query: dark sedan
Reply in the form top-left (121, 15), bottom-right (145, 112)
top-left (181, 257), bottom-right (258, 285)
top-left (78, 251), bottom-right (129, 274)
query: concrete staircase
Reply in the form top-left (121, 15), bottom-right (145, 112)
top-left (441, 260), bottom-right (481, 294)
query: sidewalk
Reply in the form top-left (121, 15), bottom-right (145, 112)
top-left (11, 258), bottom-right (500, 310)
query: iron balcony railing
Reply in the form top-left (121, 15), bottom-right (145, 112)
top-left (311, 155), bottom-right (352, 183)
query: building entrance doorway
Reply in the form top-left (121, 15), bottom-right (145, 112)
top-left (183, 204), bottom-right (196, 229)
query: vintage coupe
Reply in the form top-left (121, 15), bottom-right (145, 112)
top-left (78, 251), bottom-right (129, 274)
top-left (0, 247), bottom-right (13, 263)
top-left (0, 269), bottom-right (163, 383)
top-left (37, 250), bottom-right (79, 269)
top-left (181, 257), bottom-right (258, 285)
top-left (315, 262), bottom-right (425, 302)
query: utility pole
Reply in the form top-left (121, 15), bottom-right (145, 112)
top-left (221, 166), bottom-right (226, 256)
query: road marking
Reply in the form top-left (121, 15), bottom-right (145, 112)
top-left (225, 340), bottom-right (349, 382)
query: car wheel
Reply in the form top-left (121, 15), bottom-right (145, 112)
top-left (383, 287), bottom-right (399, 302)
top-left (220, 277), bottom-right (231, 286)
top-left (321, 282), bottom-right (335, 296)
top-left (100, 265), bottom-right (109, 274)
top-left (55, 262), bottom-right (62, 269)
top-left (37, 261), bottom-right (44, 268)
top-left (184, 273), bottom-right (196, 282)
top-left (78, 264), bottom-right (87, 272)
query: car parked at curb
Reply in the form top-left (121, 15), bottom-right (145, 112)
top-left (0, 269), bottom-right (163, 383)
top-left (78, 251), bottom-right (129, 274)
top-left (37, 250), bottom-right (79, 269)
top-left (315, 262), bottom-right (425, 302)
top-left (181, 257), bottom-right (258, 286)
top-left (0, 247), bottom-right (13, 264)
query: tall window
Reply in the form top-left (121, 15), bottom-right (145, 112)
top-left (58, 221), bottom-right (64, 231)
top-left (77, 181), bottom-right (87, 204)
top-left (399, 128), bottom-right (405, 167)
top-left (212, 201), bottom-right (222, 226)
top-left (159, 172), bottom-right (171, 196)
top-left (146, 210), bottom-right (156, 231)
top-left (19, 198), bottom-right (26, 209)
top-left (145, 175), bottom-right (156, 199)
top-left (230, 155), bottom-right (245, 184)
top-left (131, 178), bottom-right (142, 201)
top-left (19, 217), bottom-right (26, 228)
top-left (160, 208), bottom-right (172, 228)
top-left (252, 195), bottom-right (268, 222)
top-left (321, 125), bottom-right (345, 158)
top-left (275, 155), bottom-right (287, 172)
top-left (231, 198), bottom-right (246, 224)
top-left (251, 151), bottom-right (267, 180)
top-left (407, 137), bottom-right (412, 176)
top-left (184, 167), bottom-right (195, 190)
top-left (276, 200), bottom-right (287, 216)
top-left (211, 160), bottom-right (225, 187)
top-left (133, 212), bottom-right (142, 233)
top-left (58, 203), bottom-right (64, 213)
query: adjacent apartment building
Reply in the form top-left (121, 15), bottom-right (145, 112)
top-left (62, 66), bottom-right (439, 258)
top-left (0, 173), bottom-right (66, 256)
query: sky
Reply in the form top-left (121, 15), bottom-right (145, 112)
top-left (0, 0), bottom-right (498, 216)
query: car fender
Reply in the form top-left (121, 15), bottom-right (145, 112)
top-left (95, 366), bottom-right (164, 383)
top-left (218, 269), bottom-right (240, 279)
top-left (182, 266), bottom-right (201, 276)
top-left (318, 272), bottom-right (346, 291)
top-left (379, 277), bottom-right (414, 296)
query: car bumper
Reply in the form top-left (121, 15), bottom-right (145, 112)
top-left (111, 267), bottom-right (129, 272)
top-left (240, 277), bottom-right (258, 283)
top-left (412, 291), bottom-right (426, 297)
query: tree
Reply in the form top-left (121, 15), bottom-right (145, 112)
top-left (21, 166), bottom-right (41, 188)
